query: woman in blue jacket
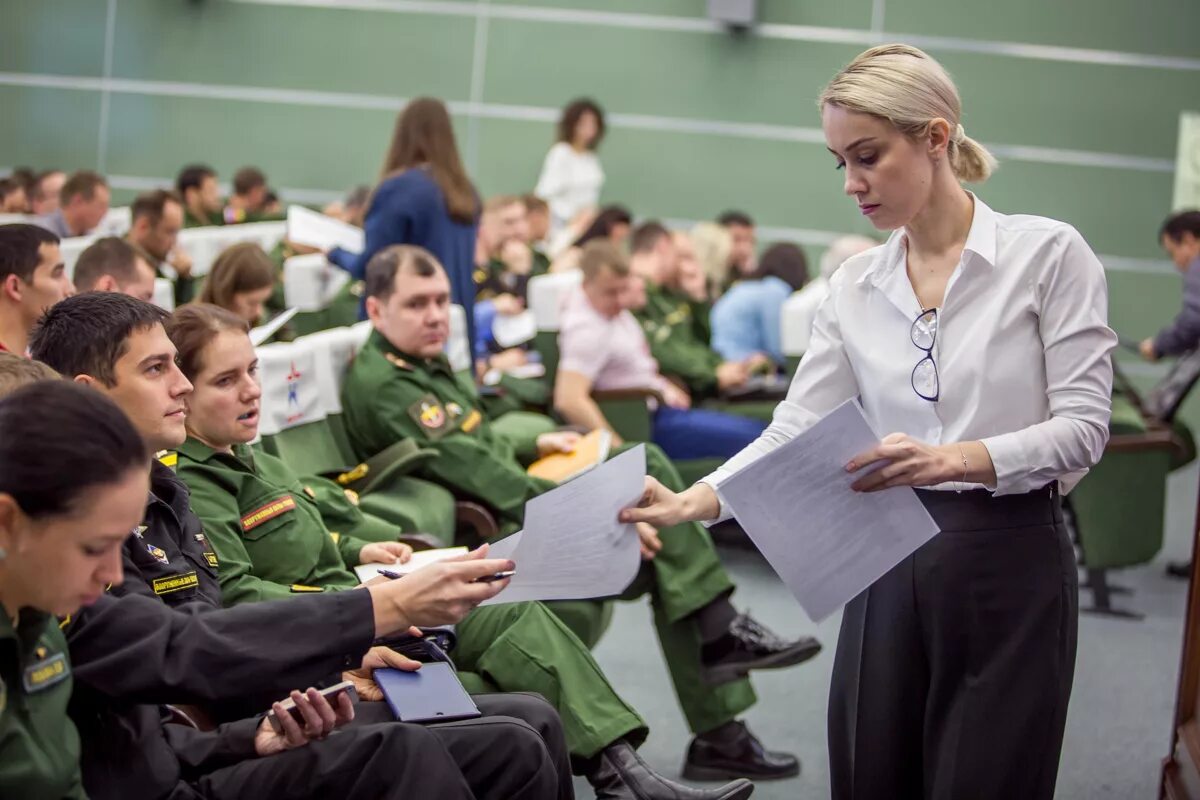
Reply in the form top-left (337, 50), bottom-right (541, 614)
top-left (330, 98), bottom-right (481, 349)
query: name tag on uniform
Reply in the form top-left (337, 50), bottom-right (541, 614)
top-left (23, 651), bottom-right (69, 693)
top-left (152, 571), bottom-right (199, 596)
top-left (241, 496), bottom-right (296, 531)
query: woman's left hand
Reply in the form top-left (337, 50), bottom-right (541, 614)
top-left (846, 433), bottom-right (957, 492)
top-left (360, 541), bottom-right (414, 565)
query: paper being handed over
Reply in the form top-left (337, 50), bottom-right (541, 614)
top-left (717, 399), bottom-right (940, 622)
top-left (481, 445), bottom-right (646, 605)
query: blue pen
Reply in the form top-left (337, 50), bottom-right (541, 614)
top-left (377, 569), bottom-right (403, 580)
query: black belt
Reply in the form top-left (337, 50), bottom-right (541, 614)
top-left (914, 484), bottom-right (1062, 530)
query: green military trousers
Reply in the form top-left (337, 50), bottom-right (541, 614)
top-left (450, 600), bottom-right (648, 765)
top-left (547, 443), bottom-right (757, 736)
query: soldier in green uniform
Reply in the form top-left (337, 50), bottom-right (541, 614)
top-left (176, 164), bottom-right (226, 228)
top-left (342, 244), bottom-right (823, 781)
top-left (127, 189), bottom-right (197, 306)
top-left (169, 302), bottom-right (754, 800)
top-left (0, 382), bottom-right (151, 800)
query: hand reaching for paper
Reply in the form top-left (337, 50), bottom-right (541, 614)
top-left (619, 476), bottom-right (720, 529)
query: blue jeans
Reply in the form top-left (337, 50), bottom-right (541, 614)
top-left (651, 406), bottom-right (767, 460)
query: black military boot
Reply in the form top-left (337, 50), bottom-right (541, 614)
top-left (587, 740), bottom-right (754, 800)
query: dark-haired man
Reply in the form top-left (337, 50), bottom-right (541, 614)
top-left (33, 170), bottom-right (110, 238)
top-left (128, 189), bottom-right (194, 305)
top-left (0, 223), bottom-right (72, 354)
top-left (29, 291), bottom-right (574, 800)
top-left (717, 210), bottom-right (757, 282)
top-left (343, 244), bottom-right (820, 782)
top-left (29, 169), bottom-right (66, 215)
top-left (73, 236), bottom-right (158, 301)
top-left (224, 166), bottom-right (275, 223)
top-left (177, 164), bottom-right (224, 228)
top-left (1141, 210), bottom-right (1200, 362)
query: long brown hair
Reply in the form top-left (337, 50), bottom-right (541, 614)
top-left (198, 242), bottom-right (275, 310)
top-left (166, 304), bottom-right (250, 382)
top-left (379, 97), bottom-right (479, 223)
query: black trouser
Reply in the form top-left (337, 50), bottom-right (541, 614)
top-left (828, 486), bottom-right (1077, 800)
top-left (197, 693), bottom-right (570, 800)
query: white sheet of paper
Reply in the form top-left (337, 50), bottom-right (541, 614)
top-left (249, 307), bottom-right (299, 346)
top-left (354, 547), bottom-right (469, 582)
top-left (286, 205), bottom-right (365, 253)
top-left (718, 399), bottom-right (940, 622)
top-left (492, 310), bottom-right (538, 348)
top-left (482, 446), bottom-right (645, 605)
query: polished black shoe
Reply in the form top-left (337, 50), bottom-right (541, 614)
top-left (683, 722), bottom-right (799, 782)
top-left (700, 614), bottom-right (821, 685)
top-left (1167, 559), bottom-right (1193, 580)
top-left (588, 740), bottom-right (754, 800)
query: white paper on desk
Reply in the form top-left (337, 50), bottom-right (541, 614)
top-left (249, 307), bottom-right (299, 345)
top-left (286, 205), bottom-right (365, 253)
top-left (481, 446), bottom-right (645, 605)
top-left (354, 547), bottom-right (469, 582)
top-left (718, 399), bottom-right (940, 622)
top-left (492, 310), bottom-right (538, 348)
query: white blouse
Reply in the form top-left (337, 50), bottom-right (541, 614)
top-left (703, 196), bottom-right (1117, 520)
top-left (534, 142), bottom-right (605, 232)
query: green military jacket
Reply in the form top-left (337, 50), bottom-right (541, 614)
top-left (635, 283), bottom-right (723, 397)
top-left (183, 207), bottom-right (225, 228)
top-left (176, 439), bottom-right (385, 606)
top-left (0, 610), bottom-right (85, 799)
top-left (128, 238), bottom-right (196, 307)
top-left (341, 330), bottom-right (555, 528)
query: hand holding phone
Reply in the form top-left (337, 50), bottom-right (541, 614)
top-left (264, 681), bottom-right (358, 736)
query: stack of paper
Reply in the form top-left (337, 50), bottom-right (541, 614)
top-left (354, 546), bottom-right (469, 583)
top-left (286, 205), bottom-right (365, 253)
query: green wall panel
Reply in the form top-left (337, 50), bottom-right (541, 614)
top-left (758, 0), bottom-right (875, 30)
top-left (0, 86), bottom-right (101, 171)
top-left (0, 0), bottom-right (108, 77)
top-left (483, 19), bottom-right (860, 127)
top-left (489, 0), bottom-right (704, 17)
top-left (111, 0), bottom-right (477, 100)
top-left (887, 0), bottom-right (1200, 61)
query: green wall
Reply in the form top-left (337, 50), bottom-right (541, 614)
top-left (2, 0), bottom-right (1200, 410)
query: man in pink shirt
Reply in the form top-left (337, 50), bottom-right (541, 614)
top-left (555, 241), bottom-right (767, 459)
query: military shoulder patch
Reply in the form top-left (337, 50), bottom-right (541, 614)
top-left (23, 651), bottom-right (69, 693)
top-left (241, 496), bottom-right (296, 531)
top-left (384, 353), bottom-right (413, 371)
top-left (290, 584), bottom-right (324, 593)
top-left (152, 572), bottom-right (199, 596)
top-left (407, 393), bottom-right (451, 439)
top-left (336, 463), bottom-right (369, 486)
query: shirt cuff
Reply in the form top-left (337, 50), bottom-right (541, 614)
top-left (696, 479), bottom-right (733, 526)
top-left (978, 433), bottom-right (1029, 496)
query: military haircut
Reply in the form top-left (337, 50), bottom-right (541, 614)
top-left (0, 223), bottom-right (60, 283)
top-left (364, 245), bottom-right (444, 301)
top-left (131, 189), bottom-right (183, 226)
top-left (233, 166), bottom-right (267, 196)
top-left (629, 220), bottom-right (671, 255)
top-left (60, 170), bottom-right (108, 204)
top-left (579, 240), bottom-right (630, 281)
top-left (0, 380), bottom-right (149, 519)
top-left (716, 210), bottom-right (754, 228)
top-left (176, 164), bottom-right (216, 197)
top-left (30, 292), bottom-right (169, 387)
top-left (522, 193), bottom-right (548, 214)
top-left (0, 352), bottom-right (59, 399)
top-left (73, 236), bottom-right (141, 292)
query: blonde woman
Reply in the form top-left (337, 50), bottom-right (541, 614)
top-left (624, 44), bottom-right (1116, 800)
top-left (690, 222), bottom-right (733, 295)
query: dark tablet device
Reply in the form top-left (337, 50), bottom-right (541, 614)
top-left (376, 663), bottom-right (482, 723)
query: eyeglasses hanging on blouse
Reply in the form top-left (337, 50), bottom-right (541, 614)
top-left (911, 307), bottom-right (939, 402)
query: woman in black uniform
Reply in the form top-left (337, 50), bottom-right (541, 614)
top-left (624, 44), bottom-right (1116, 800)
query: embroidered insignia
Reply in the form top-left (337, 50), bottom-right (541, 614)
top-left (152, 572), bottom-right (199, 596)
top-left (419, 401), bottom-right (446, 429)
top-left (146, 543), bottom-right (170, 565)
top-left (343, 489), bottom-right (360, 506)
top-left (157, 451), bottom-right (178, 469)
top-left (337, 463), bottom-right (369, 485)
top-left (446, 402), bottom-right (464, 420)
top-left (194, 532), bottom-right (219, 567)
top-left (460, 410), bottom-right (482, 433)
top-left (23, 652), bottom-right (69, 693)
top-left (134, 525), bottom-right (148, 537)
top-left (384, 353), bottom-right (413, 371)
top-left (241, 496), bottom-right (297, 531)
top-left (290, 584), bottom-right (323, 593)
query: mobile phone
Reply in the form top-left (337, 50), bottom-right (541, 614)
top-left (472, 570), bottom-right (516, 583)
top-left (266, 680), bottom-right (358, 733)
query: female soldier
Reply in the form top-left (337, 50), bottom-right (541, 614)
top-left (166, 303), bottom-right (753, 800)
top-left (198, 242), bottom-right (277, 326)
top-left (624, 44), bottom-right (1116, 800)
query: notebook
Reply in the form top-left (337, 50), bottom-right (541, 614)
top-left (354, 546), bottom-right (469, 583)
top-left (526, 428), bottom-right (612, 484)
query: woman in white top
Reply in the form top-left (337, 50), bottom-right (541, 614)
top-left (623, 44), bottom-right (1116, 800)
top-left (535, 98), bottom-right (606, 240)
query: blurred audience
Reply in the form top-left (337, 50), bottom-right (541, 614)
top-left (176, 164), bottom-right (224, 227)
top-left (780, 235), bottom-right (876, 357)
top-left (33, 170), bottom-right (110, 238)
top-left (536, 97), bottom-right (607, 240)
top-left (198, 241), bottom-right (277, 325)
top-left (711, 242), bottom-right (809, 365)
top-left (73, 236), bottom-right (158, 302)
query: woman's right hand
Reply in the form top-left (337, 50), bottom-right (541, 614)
top-left (619, 477), bottom-right (720, 529)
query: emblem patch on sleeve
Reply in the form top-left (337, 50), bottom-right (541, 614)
top-left (408, 393), bottom-right (452, 439)
top-left (241, 496), bottom-right (297, 531)
top-left (23, 652), bottom-right (69, 693)
top-left (152, 571), bottom-right (199, 596)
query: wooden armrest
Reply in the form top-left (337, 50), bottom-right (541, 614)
top-left (1104, 430), bottom-right (1179, 454)
top-left (592, 387), bottom-right (664, 404)
top-left (455, 501), bottom-right (499, 544)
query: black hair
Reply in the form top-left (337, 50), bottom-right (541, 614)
top-left (1161, 210), bottom-right (1200, 244)
top-left (629, 220), bottom-right (671, 255)
top-left (0, 179), bottom-right (23, 202)
top-left (755, 242), bottom-right (810, 291)
top-left (717, 210), bottom-right (755, 228)
top-left (0, 223), bottom-right (60, 283)
top-left (365, 245), bottom-right (443, 301)
top-left (233, 167), bottom-right (267, 196)
top-left (0, 381), bottom-right (149, 519)
top-left (30, 292), bottom-right (169, 386)
top-left (176, 164), bottom-right (216, 197)
top-left (574, 205), bottom-right (633, 248)
top-left (556, 98), bottom-right (606, 150)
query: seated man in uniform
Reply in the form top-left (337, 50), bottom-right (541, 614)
top-left (72, 236), bottom-right (159, 301)
top-left (0, 223), bottom-right (73, 354)
top-left (629, 222), bottom-right (776, 410)
top-left (128, 189), bottom-right (195, 306)
top-left (343, 244), bottom-right (823, 782)
top-left (28, 293), bottom-right (575, 800)
top-left (176, 164), bottom-right (225, 228)
top-left (555, 241), bottom-right (768, 461)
